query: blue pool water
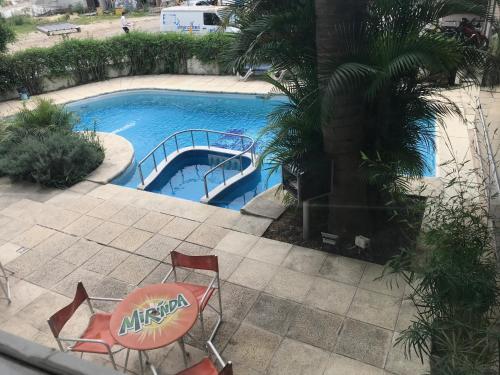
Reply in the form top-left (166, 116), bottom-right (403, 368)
top-left (69, 90), bottom-right (284, 210)
top-left (69, 89), bottom-right (436, 210)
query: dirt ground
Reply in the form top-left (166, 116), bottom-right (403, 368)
top-left (7, 15), bottom-right (160, 52)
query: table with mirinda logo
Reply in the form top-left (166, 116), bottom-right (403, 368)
top-left (110, 283), bottom-right (199, 374)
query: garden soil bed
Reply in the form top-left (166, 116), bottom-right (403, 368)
top-left (263, 201), bottom-right (424, 265)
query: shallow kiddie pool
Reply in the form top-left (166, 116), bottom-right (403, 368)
top-left (69, 89), bottom-right (436, 211)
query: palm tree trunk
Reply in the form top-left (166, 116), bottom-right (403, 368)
top-left (315, 0), bottom-right (371, 238)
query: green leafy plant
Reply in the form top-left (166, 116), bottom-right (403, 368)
top-left (385, 160), bottom-right (500, 374)
top-left (0, 99), bottom-right (104, 187)
top-left (0, 15), bottom-right (15, 53)
top-left (0, 32), bottom-right (233, 96)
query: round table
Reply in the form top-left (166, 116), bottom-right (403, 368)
top-left (110, 283), bottom-right (199, 374)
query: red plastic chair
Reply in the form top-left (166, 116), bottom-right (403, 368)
top-left (177, 341), bottom-right (232, 375)
top-left (163, 251), bottom-right (222, 343)
top-left (47, 282), bottom-right (123, 370)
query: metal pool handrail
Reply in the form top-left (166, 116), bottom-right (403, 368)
top-left (136, 129), bottom-right (256, 192)
top-left (203, 133), bottom-right (256, 199)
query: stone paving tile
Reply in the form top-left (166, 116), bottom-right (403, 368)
top-left (32, 331), bottom-right (59, 350)
top-left (335, 319), bottom-right (393, 368)
top-left (0, 279), bottom-right (46, 324)
top-left (133, 211), bottom-right (174, 233)
top-left (244, 293), bottom-right (299, 336)
top-left (25, 258), bottom-right (78, 289)
top-left (45, 190), bottom-right (82, 207)
top-left (215, 231), bottom-right (259, 256)
top-left (34, 204), bottom-right (81, 231)
top-left (158, 343), bottom-right (206, 375)
top-left (324, 354), bottom-right (385, 375)
top-left (287, 306), bottom-right (343, 352)
top-left (164, 199), bottom-right (216, 223)
top-left (109, 254), bottom-right (160, 285)
top-left (82, 246), bottom-right (129, 275)
top-left (220, 282), bottom-right (259, 321)
top-left (33, 232), bottom-right (79, 258)
top-left (223, 322), bottom-right (282, 373)
top-left (359, 263), bottom-right (406, 298)
top-left (6, 249), bottom-right (52, 278)
top-left (85, 221), bottom-right (128, 245)
top-left (16, 291), bottom-right (72, 332)
top-left (1, 199), bottom-right (45, 223)
top-left (57, 238), bottom-right (103, 266)
top-left (0, 316), bottom-right (41, 341)
top-left (304, 277), bottom-right (357, 316)
top-left (185, 309), bottom-right (240, 351)
top-left (109, 227), bottom-right (153, 252)
top-left (0, 215), bottom-right (32, 241)
top-left (282, 245), bottom-right (327, 275)
top-left (68, 181), bottom-right (100, 194)
top-left (87, 200), bottom-right (125, 220)
top-left (228, 258), bottom-right (278, 291)
top-left (52, 267), bottom-right (105, 298)
top-left (265, 268), bottom-right (315, 303)
top-left (139, 262), bottom-right (186, 286)
top-left (267, 338), bottom-right (330, 375)
top-left (47, 191), bottom-right (103, 214)
top-left (395, 299), bottom-right (418, 332)
top-left (159, 217), bottom-right (200, 240)
top-left (135, 234), bottom-right (181, 261)
top-left (211, 249), bottom-right (243, 280)
top-left (174, 241), bottom-right (212, 257)
top-left (204, 207), bottom-right (242, 228)
top-left (232, 215), bottom-right (273, 236)
top-left (62, 215), bottom-right (104, 237)
top-left (247, 238), bottom-right (291, 266)
top-left (109, 205), bottom-right (148, 226)
top-left (0, 242), bottom-right (23, 264)
top-left (385, 332), bottom-right (430, 375)
top-left (12, 225), bottom-right (56, 249)
top-left (186, 223), bottom-right (229, 248)
top-left (91, 276), bottom-right (136, 312)
top-left (347, 289), bottom-right (401, 330)
top-left (319, 254), bottom-right (367, 286)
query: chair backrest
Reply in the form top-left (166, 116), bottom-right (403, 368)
top-left (48, 282), bottom-right (89, 338)
top-left (171, 251), bottom-right (219, 273)
top-left (219, 362), bottom-right (233, 375)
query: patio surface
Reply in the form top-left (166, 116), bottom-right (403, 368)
top-left (0, 74), bottom-right (472, 375)
top-left (0, 179), bottom-right (427, 375)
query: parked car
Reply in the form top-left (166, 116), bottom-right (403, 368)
top-left (160, 5), bottom-right (238, 34)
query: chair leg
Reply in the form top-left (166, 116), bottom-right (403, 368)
top-left (178, 337), bottom-right (189, 368)
top-left (124, 349), bottom-right (130, 373)
top-left (109, 351), bottom-right (118, 371)
top-left (199, 312), bottom-right (207, 350)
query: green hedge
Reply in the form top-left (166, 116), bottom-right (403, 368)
top-left (0, 32), bottom-right (233, 96)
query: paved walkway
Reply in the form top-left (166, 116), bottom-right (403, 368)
top-left (0, 75), bottom-right (274, 118)
top-left (0, 181), bottom-right (427, 375)
top-left (0, 75), bottom-right (475, 374)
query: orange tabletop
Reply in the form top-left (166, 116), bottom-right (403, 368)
top-left (110, 283), bottom-right (199, 351)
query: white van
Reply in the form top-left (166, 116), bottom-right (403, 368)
top-left (160, 6), bottom-right (238, 34)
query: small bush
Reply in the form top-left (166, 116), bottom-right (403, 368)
top-left (0, 99), bottom-right (104, 187)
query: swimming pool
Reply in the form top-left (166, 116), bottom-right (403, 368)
top-left (70, 89), bottom-right (436, 211)
top-left (70, 90), bottom-right (284, 210)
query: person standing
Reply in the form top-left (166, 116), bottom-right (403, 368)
top-left (121, 11), bottom-right (132, 33)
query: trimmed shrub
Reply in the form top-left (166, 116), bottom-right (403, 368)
top-left (0, 99), bottom-right (104, 187)
top-left (0, 32), bottom-right (233, 96)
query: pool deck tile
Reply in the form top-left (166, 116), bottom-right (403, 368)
top-left (0, 74), bottom-right (440, 373)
